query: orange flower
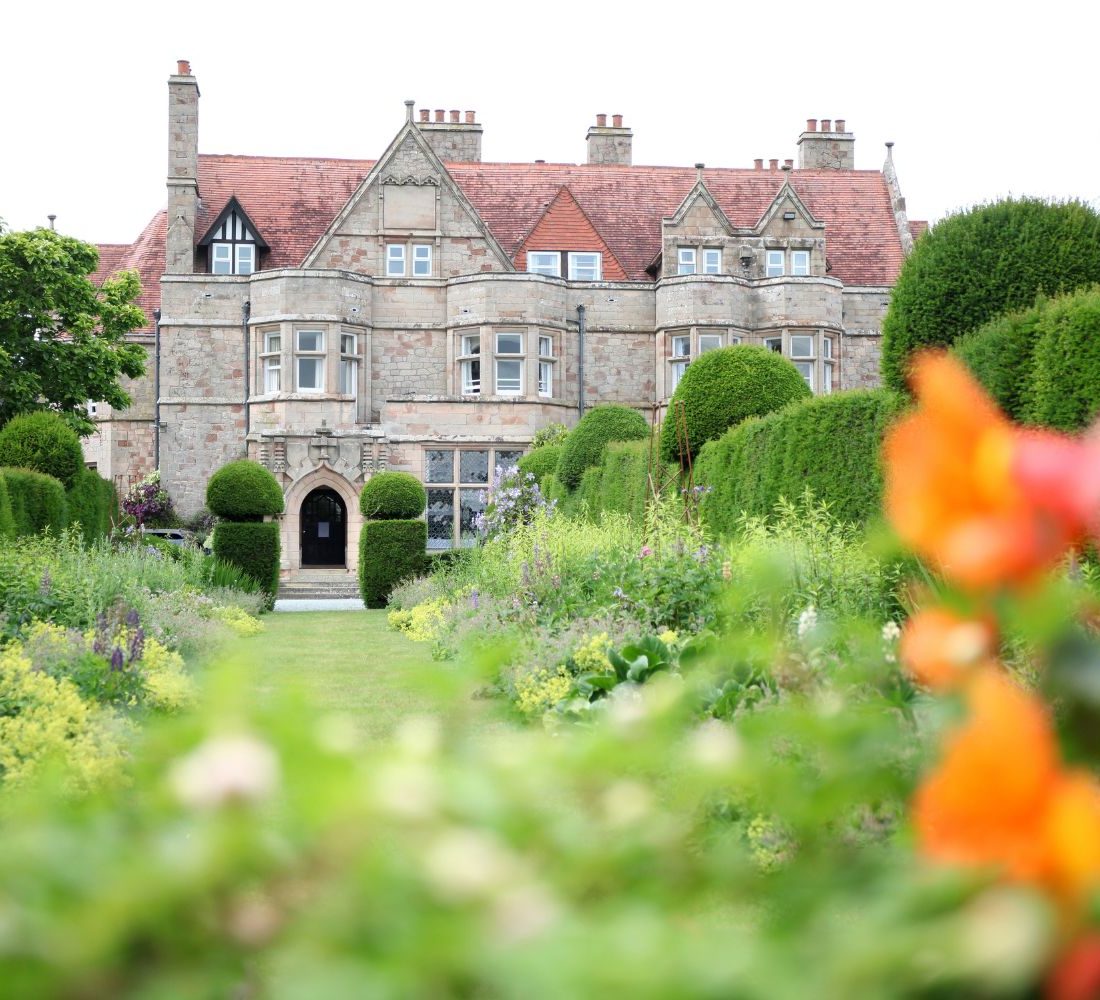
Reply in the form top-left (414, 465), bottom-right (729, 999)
top-left (885, 353), bottom-right (1080, 590)
top-left (899, 607), bottom-right (996, 691)
top-left (914, 671), bottom-right (1060, 881)
top-left (1040, 772), bottom-right (1100, 906)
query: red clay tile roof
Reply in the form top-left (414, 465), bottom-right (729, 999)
top-left (96, 152), bottom-right (907, 324)
top-left (515, 186), bottom-right (628, 280)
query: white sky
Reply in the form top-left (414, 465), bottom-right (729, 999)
top-left (2, 1), bottom-right (1097, 247)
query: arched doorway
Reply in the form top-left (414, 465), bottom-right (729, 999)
top-left (300, 488), bottom-right (347, 567)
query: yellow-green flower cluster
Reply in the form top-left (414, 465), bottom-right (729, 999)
top-left (389, 599), bottom-right (450, 643)
top-left (0, 646), bottom-right (124, 792)
top-left (211, 605), bottom-right (264, 637)
top-left (141, 637), bottom-right (196, 712)
top-left (572, 632), bottom-right (612, 674)
top-left (514, 666), bottom-right (574, 718)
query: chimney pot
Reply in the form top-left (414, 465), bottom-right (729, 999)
top-left (835, 119), bottom-right (846, 133)
top-left (419, 109), bottom-right (430, 122)
top-left (612, 114), bottom-right (623, 128)
top-left (784, 159), bottom-right (794, 170)
top-left (596, 113), bottom-right (607, 127)
top-left (450, 109), bottom-right (460, 123)
top-left (754, 158), bottom-right (764, 170)
top-left (176, 59), bottom-right (191, 76)
top-left (465, 110), bottom-right (475, 124)
top-left (821, 119), bottom-right (831, 132)
top-left (806, 118), bottom-right (817, 132)
top-left (435, 109), bottom-right (444, 122)
top-left (769, 158), bottom-right (779, 170)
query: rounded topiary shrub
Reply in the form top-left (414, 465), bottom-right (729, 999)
top-left (212, 521), bottom-right (281, 609)
top-left (1025, 285), bottom-right (1100, 431)
top-left (659, 346), bottom-right (811, 465)
top-left (517, 444), bottom-right (563, 488)
top-left (557, 405), bottom-right (649, 491)
top-left (0, 472), bottom-right (14, 540)
top-left (0, 468), bottom-right (68, 536)
top-left (359, 471), bottom-right (427, 520)
top-left (359, 520), bottom-right (427, 608)
top-left (205, 460), bottom-right (285, 522)
top-left (953, 303), bottom-right (1043, 423)
top-left (0, 411), bottom-right (84, 489)
top-left (881, 198), bottom-right (1100, 392)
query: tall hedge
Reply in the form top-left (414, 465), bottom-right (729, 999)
top-left (213, 522), bottom-right (281, 608)
top-left (953, 303), bottom-right (1043, 423)
top-left (695, 389), bottom-right (906, 534)
top-left (0, 411), bottom-right (84, 489)
top-left (1025, 285), bottom-right (1100, 431)
top-left (557, 405), bottom-right (649, 490)
top-left (65, 467), bottom-right (117, 543)
top-left (359, 520), bottom-right (427, 608)
top-left (0, 473), bottom-right (14, 540)
top-left (0, 468), bottom-right (68, 536)
top-left (517, 445), bottom-right (563, 489)
top-left (205, 460), bottom-right (284, 521)
top-left (571, 440), bottom-right (679, 524)
top-left (659, 346), bottom-right (811, 465)
top-left (881, 198), bottom-right (1100, 392)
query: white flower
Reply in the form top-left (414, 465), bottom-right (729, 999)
top-left (687, 719), bottom-right (742, 770)
top-left (881, 620), bottom-right (902, 642)
top-left (422, 828), bottom-right (521, 901)
top-left (169, 734), bottom-right (280, 809)
top-left (797, 605), bottom-right (818, 639)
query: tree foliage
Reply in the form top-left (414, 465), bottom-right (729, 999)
top-left (0, 226), bottom-right (147, 433)
top-left (0, 410), bottom-right (84, 489)
top-left (880, 198), bottom-right (1100, 392)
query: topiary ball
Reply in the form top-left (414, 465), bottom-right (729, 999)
top-left (557, 405), bottom-right (649, 491)
top-left (0, 410), bottom-right (84, 489)
top-left (659, 346), bottom-right (811, 465)
top-left (205, 460), bottom-right (285, 521)
top-left (359, 471), bottom-right (427, 520)
top-left (517, 444), bottom-right (562, 488)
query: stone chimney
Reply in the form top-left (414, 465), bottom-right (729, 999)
top-left (416, 107), bottom-right (482, 162)
top-left (797, 116), bottom-right (855, 170)
top-left (166, 60), bottom-right (200, 273)
top-left (586, 113), bottom-right (632, 165)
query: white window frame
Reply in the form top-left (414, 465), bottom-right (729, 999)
top-left (702, 248), bottom-right (722, 274)
top-left (235, 243), bottom-right (255, 276)
top-left (295, 329), bottom-right (325, 393)
top-left (698, 333), bottom-right (724, 354)
top-left (789, 334), bottom-right (815, 360)
top-left (339, 332), bottom-right (358, 397)
top-left (765, 250), bottom-right (785, 277)
top-left (823, 336), bottom-right (835, 394)
top-left (764, 336), bottom-right (782, 353)
top-left (670, 360), bottom-right (689, 391)
top-left (677, 247), bottom-right (696, 275)
top-left (412, 244), bottom-right (432, 277)
top-left (211, 243), bottom-right (232, 275)
top-left (671, 334), bottom-right (691, 358)
top-left (386, 244), bottom-right (406, 277)
top-left (494, 331), bottom-right (524, 396)
top-left (791, 250), bottom-right (810, 276)
top-left (458, 333), bottom-right (481, 396)
top-left (795, 361), bottom-right (814, 391)
top-left (538, 334), bottom-right (554, 398)
top-left (261, 331), bottom-right (282, 393)
top-left (567, 252), bottom-right (602, 281)
top-left (527, 252), bottom-right (561, 277)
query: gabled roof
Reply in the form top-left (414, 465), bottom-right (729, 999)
top-left (197, 195), bottom-right (269, 249)
top-left (515, 186), bottom-right (627, 280)
top-left (96, 153), bottom-right (907, 326)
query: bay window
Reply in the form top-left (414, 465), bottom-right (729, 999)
top-left (261, 331), bottom-right (281, 393)
top-left (296, 330), bottom-right (325, 392)
top-left (494, 331), bottom-right (524, 395)
top-left (458, 333), bottom-right (481, 395)
top-left (339, 332), bottom-right (358, 396)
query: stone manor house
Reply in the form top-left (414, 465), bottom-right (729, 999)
top-left (87, 61), bottom-right (921, 579)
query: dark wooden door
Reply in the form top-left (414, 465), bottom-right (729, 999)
top-left (300, 488), bottom-right (346, 566)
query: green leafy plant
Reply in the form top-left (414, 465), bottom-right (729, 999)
top-left (529, 422), bottom-right (569, 449)
top-left (517, 444), bottom-right (563, 488)
top-left (0, 468), bottom-right (67, 536)
top-left (557, 404), bottom-right (648, 490)
top-left (359, 471), bottom-right (427, 520)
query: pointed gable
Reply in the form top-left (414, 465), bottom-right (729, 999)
top-left (197, 196), bottom-right (269, 249)
top-left (515, 186), bottom-right (627, 280)
top-left (665, 178), bottom-right (735, 235)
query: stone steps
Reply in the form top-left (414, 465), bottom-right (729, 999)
top-left (277, 573), bottom-right (361, 601)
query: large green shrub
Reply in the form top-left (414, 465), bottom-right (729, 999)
top-left (572, 440), bottom-right (679, 524)
top-left (0, 472), bottom-right (13, 540)
top-left (557, 405), bottom-right (648, 490)
top-left (953, 303), bottom-right (1043, 423)
top-left (0, 411), bottom-right (84, 489)
top-left (359, 472), bottom-right (427, 520)
top-left (205, 461), bottom-right (284, 521)
top-left (1025, 285), bottom-right (1100, 431)
top-left (695, 389), bottom-right (906, 534)
top-left (881, 198), bottom-right (1100, 391)
top-left (358, 520), bottom-right (427, 608)
top-left (65, 468), bottom-right (117, 544)
top-left (517, 444), bottom-right (563, 488)
top-left (212, 522), bottom-right (280, 608)
top-left (0, 468), bottom-right (68, 536)
top-left (659, 346), bottom-right (811, 465)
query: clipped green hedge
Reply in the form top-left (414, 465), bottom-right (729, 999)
top-left (359, 520), bottom-right (427, 608)
top-left (65, 468), bottom-right (117, 543)
top-left (881, 198), bottom-right (1100, 392)
top-left (1025, 285), bottom-right (1100, 431)
top-left (0, 473), bottom-right (13, 540)
top-left (953, 303), bottom-right (1043, 423)
top-left (660, 346), bottom-right (811, 465)
top-left (360, 472), bottom-right (427, 520)
top-left (695, 389), bottom-right (907, 534)
top-left (212, 521), bottom-right (281, 608)
top-left (206, 460), bottom-right (284, 521)
top-left (0, 468), bottom-right (68, 536)
top-left (557, 405), bottom-right (649, 490)
top-left (570, 440), bottom-right (679, 524)
top-left (0, 411), bottom-right (84, 489)
top-left (517, 444), bottom-right (563, 488)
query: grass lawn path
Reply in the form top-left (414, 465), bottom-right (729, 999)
top-left (239, 609), bottom-right (507, 741)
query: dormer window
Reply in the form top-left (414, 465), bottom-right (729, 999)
top-left (198, 198), bottom-right (268, 276)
